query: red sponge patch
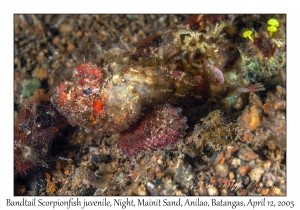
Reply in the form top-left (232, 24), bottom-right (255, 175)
top-left (117, 104), bottom-right (187, 156)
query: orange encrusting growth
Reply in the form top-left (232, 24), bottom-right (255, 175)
top-left (93, 100), bottom-right (105, 115)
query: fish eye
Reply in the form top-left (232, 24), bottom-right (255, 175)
top-left (83, 88), bottom-right (92, 95)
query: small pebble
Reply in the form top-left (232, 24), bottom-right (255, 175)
top-left (137, 184), bottom-right (147, 195)
top-left (59, 23), bottom-right (72, 33)
top-left (268, 142), bottom-right (277, 151)
top-left (239, 165), bottom-right (250, 176)
top-left (32, 67), bottom-right (48, 80)
top-left (64, 170), bottom-right (70, 175)
top-left (210, 151), bottom-right (225, 165)
top-left (229, 172), bottom-right (234, 180)
top-left (67, 42), bottom-right (76, 52)
top-left (207, 186), bottom-right (218, 196)
top-left (271, 187), bottom-right (281, 195)
top-left (213, 164), bottom-right (229, 177)
top-left (262, 173), bottom-right (276, 186)
top-left (230, 158), bottom-right (241, 168)
top-left (156, 172), bottom-right (164, 179)
top-left (248, 167), bottom-right (265, 182)
top-left (261, 188), bottom-right (269, 195)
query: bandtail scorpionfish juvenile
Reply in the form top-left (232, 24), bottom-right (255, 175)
top-left (51, 15), bottom-right (266, 156)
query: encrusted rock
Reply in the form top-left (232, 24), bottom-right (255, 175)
top-left (238, 145), bottom-right (258, 161)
